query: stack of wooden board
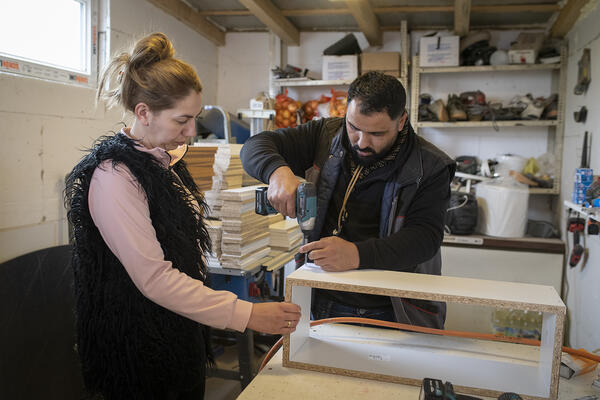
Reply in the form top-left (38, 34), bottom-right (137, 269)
top-left (220, 185), bottom-right (271, 269)
top-left (197, 143), bottom-right (245, 218)
top-left (267, 213), bottom-right (284, 226)
top-left (205, 219), bottom-right (222, 268)
top-left (269, 219), bottom-right (303, 251)
top-left (212, 144), bottom-right (244, 191)
top-left (184, 145), bottom-right (218, 192)
top-left (242, 171), bottom-right (261, 187)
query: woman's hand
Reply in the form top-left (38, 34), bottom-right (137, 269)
top-left (246, 302), bottom-right (302, 335)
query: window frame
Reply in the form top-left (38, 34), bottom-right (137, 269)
top-left (0, 0), bottom-right (98, 87)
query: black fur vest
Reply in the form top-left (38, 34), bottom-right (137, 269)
top-left (65, 133), bottom-right (212, 399)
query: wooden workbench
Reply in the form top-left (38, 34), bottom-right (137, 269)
top-left (239, 346), bottom-right (599, 400)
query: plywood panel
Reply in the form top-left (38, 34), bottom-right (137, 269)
top-left (289, 264), bottom-right (564, 312)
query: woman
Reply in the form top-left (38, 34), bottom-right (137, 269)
top-left (65, 32), bottom-right (301, 400)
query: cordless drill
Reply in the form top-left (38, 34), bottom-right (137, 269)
top-left (255, 182), bottom-right (317, 264)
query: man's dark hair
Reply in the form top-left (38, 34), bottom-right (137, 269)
top-left (347, 71), bottom-right (406, 120)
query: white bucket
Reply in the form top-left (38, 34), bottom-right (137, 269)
top-left (476, 180), bottom-right (529, 237)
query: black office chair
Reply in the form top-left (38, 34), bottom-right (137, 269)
top-left (0, 245), bottom-right (85, 399)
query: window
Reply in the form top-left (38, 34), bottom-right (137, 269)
top-left (0, 0), bottom-right (97, 86)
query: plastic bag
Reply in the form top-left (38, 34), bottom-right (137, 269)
top-left (329, 88), bottom-right (348, 118)
top-left (274, 89), bottom-right (301, 128)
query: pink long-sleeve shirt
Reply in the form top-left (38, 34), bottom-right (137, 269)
top-left (88, 129), bottom-right (252, 332)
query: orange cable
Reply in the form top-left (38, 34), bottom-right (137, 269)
top-left (258, 317), bottom-right (600, 372)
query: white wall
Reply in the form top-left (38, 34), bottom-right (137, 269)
top-left (561, 2), bottom-right (600, 350)
top-left (0, 0), bottom-right (218, 263)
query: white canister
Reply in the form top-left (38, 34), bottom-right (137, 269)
top-left (476, 180), bottom-right (529, 237)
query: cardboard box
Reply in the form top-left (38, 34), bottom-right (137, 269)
top-left (419, 35), bottom-right (459, 67)
top-left (509, 32), bottom-right (545, 64)
top-left (322, 55), bottom-right (358, 81)
top-left (360, 52), bottom-right (400, 77)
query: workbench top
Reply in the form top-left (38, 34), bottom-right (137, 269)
top-left (239, 348), bottom-right (599, 400)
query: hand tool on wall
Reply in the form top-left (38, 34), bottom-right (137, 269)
top-left (568, 217), bottom-right (585, 267)
top-left (256, 182), bottom-right (317, 264)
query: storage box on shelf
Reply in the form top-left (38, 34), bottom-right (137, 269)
top-left (409, 47), bottom-right (567, 196)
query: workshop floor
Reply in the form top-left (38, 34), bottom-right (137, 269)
top-left (205, 343), bottom-right (267, 400)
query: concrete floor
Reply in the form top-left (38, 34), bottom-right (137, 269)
top-left (205, 341), bottom-right (268, 400)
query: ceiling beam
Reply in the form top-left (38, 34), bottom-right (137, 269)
top-left (197, 5), bottom-right (560, 17)
top-left (238, 0), bottom-right (300, 46)
top-left (228, 23), bottom-right (549, 33)
top-left (345, 0), bottom-right (382, 47)
top-left (550, 0), bottom-right (591, 37)
top-left (146, 0), bottom-right (225, 46)
top-left (454, 0), bottom-right (471, 36)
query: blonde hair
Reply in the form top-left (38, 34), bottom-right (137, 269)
top-left (97, 32), bottom-right (202, 112)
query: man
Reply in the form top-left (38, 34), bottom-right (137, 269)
top-left (240, 72), bottom-right (455, 329)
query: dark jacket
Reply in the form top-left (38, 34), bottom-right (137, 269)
top-left (241, 118), bottom-right (456, 329)
top-left (65, 134), bottom-right (211, 399)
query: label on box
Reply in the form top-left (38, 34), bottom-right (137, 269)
top-left (250, 99), bottom-right (264, 110)
top-left (419, 36), bottom-right (459, 67)
top-left (322, 55), bottom-right (358, 81)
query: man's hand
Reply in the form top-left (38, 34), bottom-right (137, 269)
top-left (299, 236), bottom-right (360, 272)
top-left (268, 166), bottom-right (300, 218)
top-left (246, 302), bottom-right (302, 335)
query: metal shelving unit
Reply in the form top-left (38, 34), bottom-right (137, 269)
top-left (270, 21), bottom-right (409, 95)
top-left (410, 47), bottom-right (567, 196)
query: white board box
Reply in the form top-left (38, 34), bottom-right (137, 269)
top-left (283, 264), bottom-right (565, 400)
top-left (322, 55), bottom-right (358, 81)
top-left (419, 36), bottom-right (460, 67)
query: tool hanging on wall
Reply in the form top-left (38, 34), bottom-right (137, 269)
top-left (568, 217), bottom-right (586, 267)
top-left (574, 48), bottom-right (591, 95)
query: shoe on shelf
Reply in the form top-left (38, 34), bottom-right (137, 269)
top-left (542, 94), bottom-right (558, 120)
top-left (467, 104), bottom-right (487, 121)
top-left (419, 104), bottom-right (436, 121)
top-left (483, 102), bottom-right (519, 121)
top-left (420, 93), bottom-right (433, 105)
top-left (447, 94), bottom-right (468, 121)
top-left (460, 90), bottom-right (486, 106)
top-left (428, 99), bottom-right (449, 122)
top-left (521, 94), bottom-right (545, 120)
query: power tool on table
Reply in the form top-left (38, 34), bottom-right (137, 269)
top-left (255, 182), bottom-right (317, 265)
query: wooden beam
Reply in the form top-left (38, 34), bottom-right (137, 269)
top-left (146, 0), bottom-right (225, 46)
top-left (196, 5), bottom-right (560, 17)
top-left (345, 0), bottom-right (382, 47)
top-left (471, 5), bottom-right (559, 13)
top-left (454, 0), bottom-right (471, 36)
top-left (238, 0), bottom-right (299, 46)
top-left (550, 0), bottom-right (591, 37)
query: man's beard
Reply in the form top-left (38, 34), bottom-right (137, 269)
top-left (350, 141), bottom-right (394, 166)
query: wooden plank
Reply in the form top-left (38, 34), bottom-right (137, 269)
top-left (454, 0), bottom-right (471, 36)
top-left (417, 63), bottom-right (560, 73)
top-left (442, 235), bottom-right (565, 254)
top-left (417, 120), bottom-right (559, 128)
top-left (345, 0), bottom-right (382, 47)
top-left (550, 0), bottom-right (591, 38)
top-left (287, 265), bottom-right (565, 312)
top-left (145, 0), bottom-right (225, 46)
top-left (238, 0), bottom-right (300, 46)
top-left (197, 5), bottom-right (560, 17)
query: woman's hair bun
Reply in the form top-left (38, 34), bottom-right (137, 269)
top-left (128, 32), bottom-right (174, 72)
